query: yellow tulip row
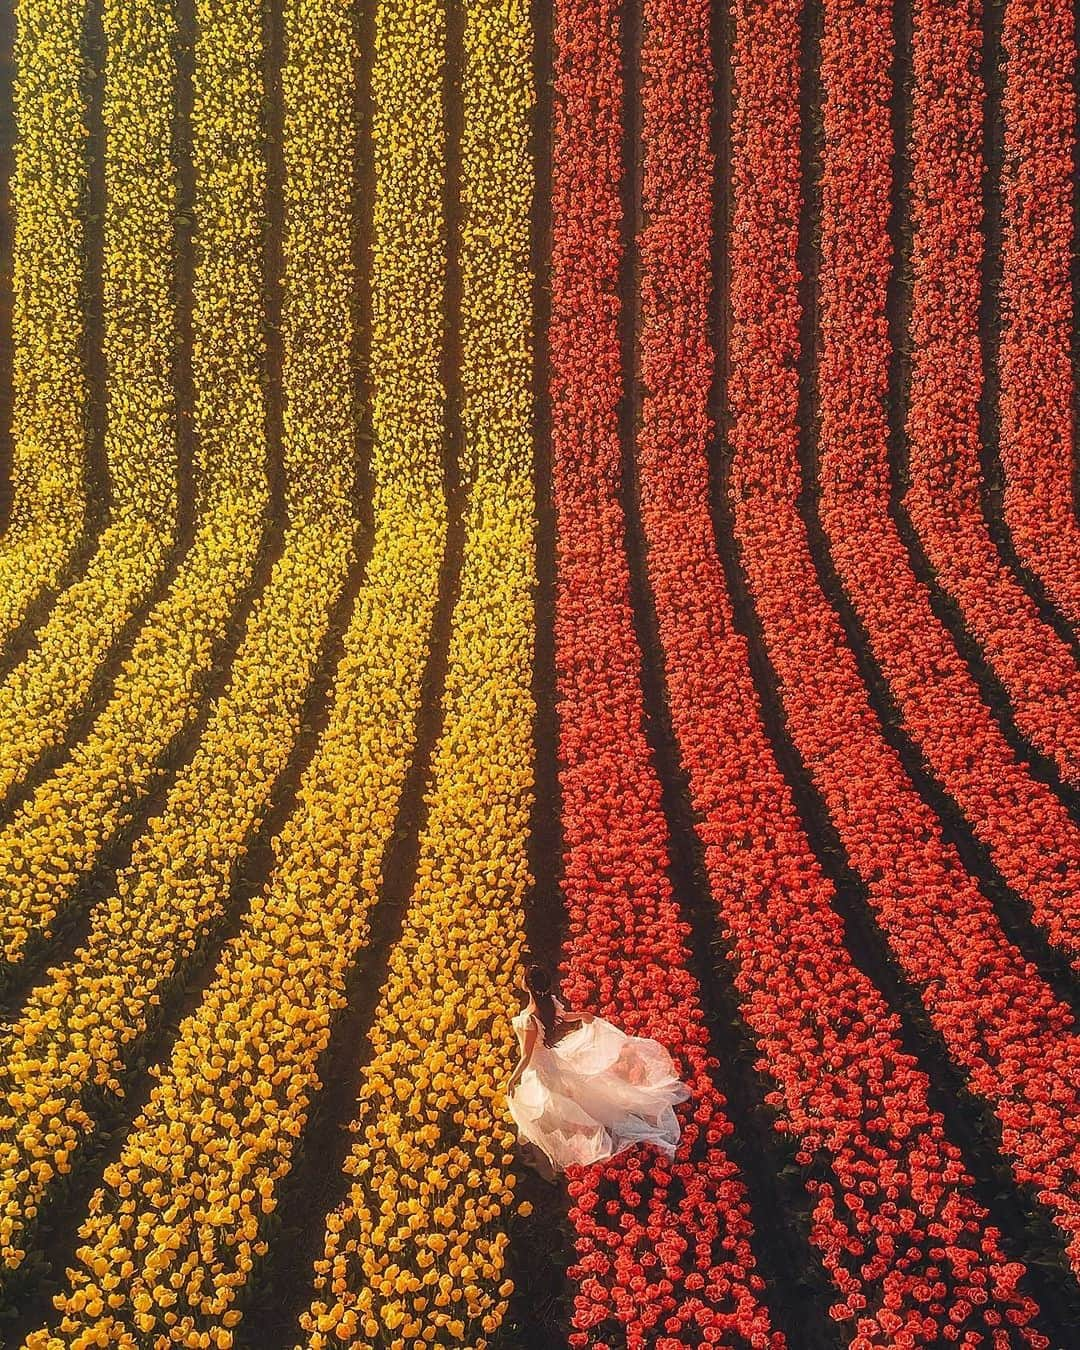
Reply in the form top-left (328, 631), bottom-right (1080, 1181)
top-left (96, 0), bottom-right (181, 526)
top-left (19, 0), bottom-right (452, 1340)
top-left (0, 0), bottom-right (271, 810)
top-left (367, 0), bottom-right (447, 508)
top-left (300, 0), bottom-right (537, 1342)
top-left (452, 0), bottom-right (536, 489)
top-left (0, 0), bottom-right (270, 978)
top-left (0, 0), bottom-right (359, 1289)
top-left (0, 0), bottom-right (88, 641)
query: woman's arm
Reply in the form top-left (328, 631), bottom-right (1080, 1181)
top-left (506, 1017), bottom-right (538, 1092)
top-left (553, 996), bottom-right (594, 1026)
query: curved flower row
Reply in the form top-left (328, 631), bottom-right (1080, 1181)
top-left (626, 0), bottom-right (1049, 1340)
top-left (0, 0), bottom-right (273, 984)
top-left (299, 2), bottom-right (537, 1344)
top-left (20, 0), bottom-right (450, 1339)
top-left (996, 0), bottom-right (1080, 631)
top-left (813, 0), bottom-right (1080, 965)
top-left (0, 0), bottom-right (88, 642)
top-left (901, 0), bottom-right (1080, 786)
top-left (0, 0), bottom-right (359, 1280)
top-left (726, 0), bottom-right (1080, 1278)
top-left (0, 0), bottom-right (272, 811)
top-left (549, 3), bottom-right (778, 1347)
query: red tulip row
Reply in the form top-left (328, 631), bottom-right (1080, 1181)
top-left (901, 0), bottom-right (1080, 786)
top-left (549, 4), bottom-right (779, 1347)
top-left (996, 0), bottom-right (1080, 632)
top-left (811, 0), bottom-right (1080, 969)
top-left (626, 0), bottom-right (1051, 1340)
top-left (725, 0), bottom-right (1080, 1281)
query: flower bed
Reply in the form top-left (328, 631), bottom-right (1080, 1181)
top-left (549, 3), bottom-right (779, 1345)
top-left (299, 0), bottom-right (538, 1342)
top-left (812, 0), bottom-right (1080, 966)
top-left (1, 0), bottom-right (359, 1283)
top-left (0, 0), bottom-right (276, 978)
top-left (0, 0), bottom-right (89, 639)
top-left (17, 0), bottom-right (450, 1338)
top-left (996, 0), bottom-right (1080, 631)
top-left (727, 0), bottom-right (1080, 1281)
top-left (626, 0), bottom-right (1052, 1337)
top-left (901, 0), bottom-right (1080, 786)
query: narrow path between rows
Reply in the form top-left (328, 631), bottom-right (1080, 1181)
top-left (499, 0), bottom-right (576, 1337)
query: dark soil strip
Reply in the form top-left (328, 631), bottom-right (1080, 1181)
top-left (0, 0), bottom-right (15, 528)
top-left (703, 3), bottom-right (1080, 1336)
top-left (498, 0), bottom-right (575, 1341)
top-left (883, 0), bottom-right (1080, 817)
top-left (0, 0), bottom-right (112, 679)
top-left (613, 0), bottom-right (835, 1343)
top-left (976, 0), bottom-right (1080, 647)
top-left (0, 0), bottom-right (291, 1013)
top-left (232, 5), bottom-right (472, 1345)
top-left (791, 0), bottom-right (1080, 1020)
top-left (519, 0), bottom-right (563, 1046)
top-left (166, 0), bottom-right (200, 627)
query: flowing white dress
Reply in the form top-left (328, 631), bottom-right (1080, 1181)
top-left (507, 996), bottom-right (692, 1173)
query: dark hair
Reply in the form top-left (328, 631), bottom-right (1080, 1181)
top-left (525, 962), bottom-right (557, 1039)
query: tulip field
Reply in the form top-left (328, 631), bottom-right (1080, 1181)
top-left (1, 0), bottom-right (1079, 1344)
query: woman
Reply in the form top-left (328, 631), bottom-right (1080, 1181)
top-left (505, 963), bottom-right (692, 1179)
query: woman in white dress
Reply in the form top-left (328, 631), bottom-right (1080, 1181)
top-left (505, 963), bottom-right (692, 1178)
